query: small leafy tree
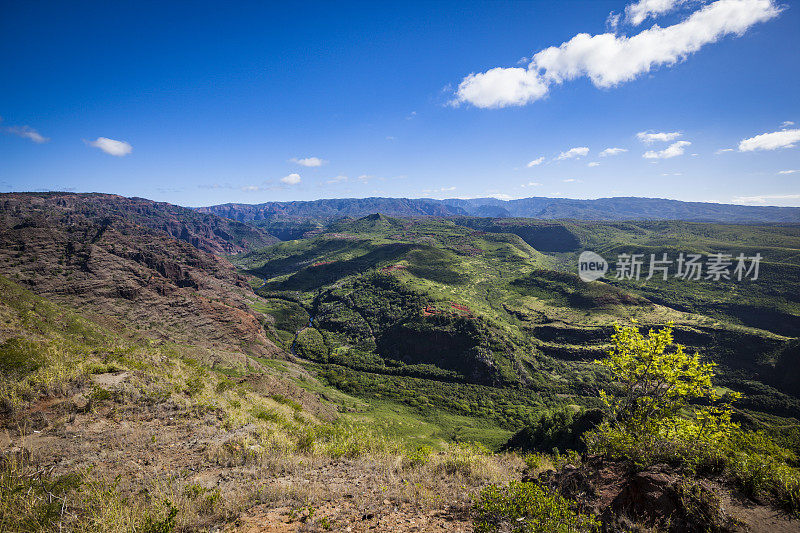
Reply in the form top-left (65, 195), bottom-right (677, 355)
top-left (588, 322), bottom-right (739, 466)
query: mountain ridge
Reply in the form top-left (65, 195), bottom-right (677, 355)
top-left (2, 192), bottom-right (278, 254)
top-left (198, 195), bottom-right (800, 224)
top-left (0, 192), bottom-right (284, 360)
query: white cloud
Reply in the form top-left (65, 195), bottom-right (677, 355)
top-left (599, 147), bottom-right (627, 156)
top-left (643, 140), bottom-right (691, 158)
top-left (587, 161), bottom-right (601, 167)
top-left (422, 186), bottom-right (457, 194)
top-left (732, 193), bottom-right (800, 205)
top-left (291, 156), bottom-right (326, 167)
top-left (782, 121), bottom-right (795, 128)
top-left (88, 137), bottom-right (132, 156)
top-left (557, 147), bottom-right (590, 160)
top-left (563, 178), bottom-right (582, 182)
top-left (738, 129), bottom-right (800, 151)
top-left (526, 156), bottom-right (545, 167)
top-left (534, 0), bottom-right (780, 88)
top-left (637, 131), bottom-right (681, 143)
top-left (326, 175), bottom-right (348, 184)
top-left (521, 181), bottom-right (542, 187)
top-left (5, 124), bottom-right (49, 143)
top-left (452, 0), bottom-right (780, 108)
top-left (280, 173), bottom-right (302, 185)
top-left (715, 148), bottom-right (735, 154)
top-left (453, 67), bottom-right (549, 108)
top-left (625, 0), bottom-right (685, 26)
top-left (778, 170), bottom-right (799, 175)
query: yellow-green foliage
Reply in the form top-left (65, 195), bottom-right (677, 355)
top-left (589, 322), bottom-right (739, 464)
top-left (588, 322), bottom-right (800, 514)
top-left (596, 321), bottom-right (735, 433)
top-left (473, 481), bottom-right (600, 533)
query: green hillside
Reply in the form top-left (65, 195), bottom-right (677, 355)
top-left (233, 215), bottom-right (800, 440)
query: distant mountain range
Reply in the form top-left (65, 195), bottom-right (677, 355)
top-left (197, 196), bottom-right (800, 224)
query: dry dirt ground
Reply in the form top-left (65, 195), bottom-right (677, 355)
top-left (7, 374), bottom-right (798, 531)
top-left (1, 383), bottom-right (496, 532)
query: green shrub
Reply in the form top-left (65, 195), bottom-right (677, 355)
top-left (142, 499), bottom-right (178, 533)
top-left (404, 444), bottom-right (433, 467)
top-left (271, 393), bottom-right (302, 411)
top-left (183, 484), bottom-right (221, 516)
top-left (183, 375), bottom-right (205, 397)
top-left (90, 387), bottom-right (113, 403)
top-left (473, 481), bottom-right (599, 533)
top-left (0, 338), bottom-right (46, 378)
top-left (251, 406), bottom-right (283, 424)
top-left (215, 378), bottom-right (234, 393)
top-left (85, 362), bottom-right (123, 375)
top-left (294, 328), bottom-right (328, 361)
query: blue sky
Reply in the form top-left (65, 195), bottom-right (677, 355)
top-left (1, 0), bottom-right (799, 206)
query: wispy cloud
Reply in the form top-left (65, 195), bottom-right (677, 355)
top-left (732, 193), bottom-right (800, 205)
top-left (643, 140), bottom-right (691, 159)
top-left (637, 131), bottom-right (681, 144)
top-left (782, 121), bottom-right (795, 128)
top-left (557, 147), bottom-right (589, 160)
top-left (5, 125), bottom-right (49, 143)
top-left (599, 147), bottom-right (627, 157)
top-left (778, 170), bottom-right (799, 175)
top-left (451, 0), bottom-right (780, 108)
top-left (739, 129), bottom-right (800, 151)
top-left (587, 161), bottom-right (600, 167)
top-left (526, 156), bottom-right (545, 167)
top-left (290, 156), bottom-right (326, 167)
top-left (625, 0), bottom-right (686, 26)
top-left (87, 137), bottom-right (132, 156)
top-left (715, 148), bottom-right (734, 154)
top-left (326, 175), bottom-right (348, 184)
top-left (422, 186), bottom-right (457, 194)
top-left (521, 181), bottom-right (542, 187)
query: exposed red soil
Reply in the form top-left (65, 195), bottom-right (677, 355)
top-left (380, 264), bottom-right (407, 273)
top-left (0, 193), bottom-right (284, 359)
